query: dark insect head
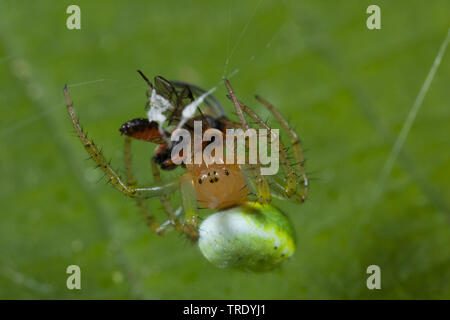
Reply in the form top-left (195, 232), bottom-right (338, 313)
top-left (119, 118), bottom-right (167, 144)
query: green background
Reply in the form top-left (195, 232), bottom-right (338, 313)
top-left (0, 0), bottom-right (449, 299)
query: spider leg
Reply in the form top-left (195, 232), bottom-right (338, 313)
top-left (180, 173), bottom-right (200, 242)
top-left (255, 95), bottom-right (308, 202)
top-left (151, 158), bottom-right (192, 237)
top-left (124, 137), bottom-right (168, 235)
top-left (223, 79), bottom-right (271, 205)
top-left (64, 85), bottom-right (178, 199)
top-left (228, 98), bottom-right (298, 198)
top-left (125, 137), bottom-right (198, 241)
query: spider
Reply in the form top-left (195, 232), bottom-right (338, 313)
top-left (63, 72), bottom-right (308, 252)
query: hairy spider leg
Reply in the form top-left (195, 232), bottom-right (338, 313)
top-left (150, 158), bottom-right (193, 236)
top-left (180, 173), bottom-right (200, 241)
top-left (64, 85), bottom-right (201, 241)
top-left (64, 86), bottom-right (178, 199)
top-left (228, 97), bottom-right (298, 199)
top-left (124, 136), bottom-right (195, 239)
top-left (124, 137), bottom-right (166, 234)
top-left (223, 79), bottom-right (271, 205)
top-left (255, 95), bottom-right (308, 202)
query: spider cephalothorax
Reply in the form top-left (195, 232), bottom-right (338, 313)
top-left (188, 163), bottom-right (248, 210)
top-left (63, 71), bottom-right (308, 271)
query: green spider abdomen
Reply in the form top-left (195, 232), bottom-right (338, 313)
top-left (198, 201), bottom-right (296, 272)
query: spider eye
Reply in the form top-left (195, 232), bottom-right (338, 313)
top-left (198, 178), bottom-right (202, 184)
top-left (224, 169), bottom-right (230, 176)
